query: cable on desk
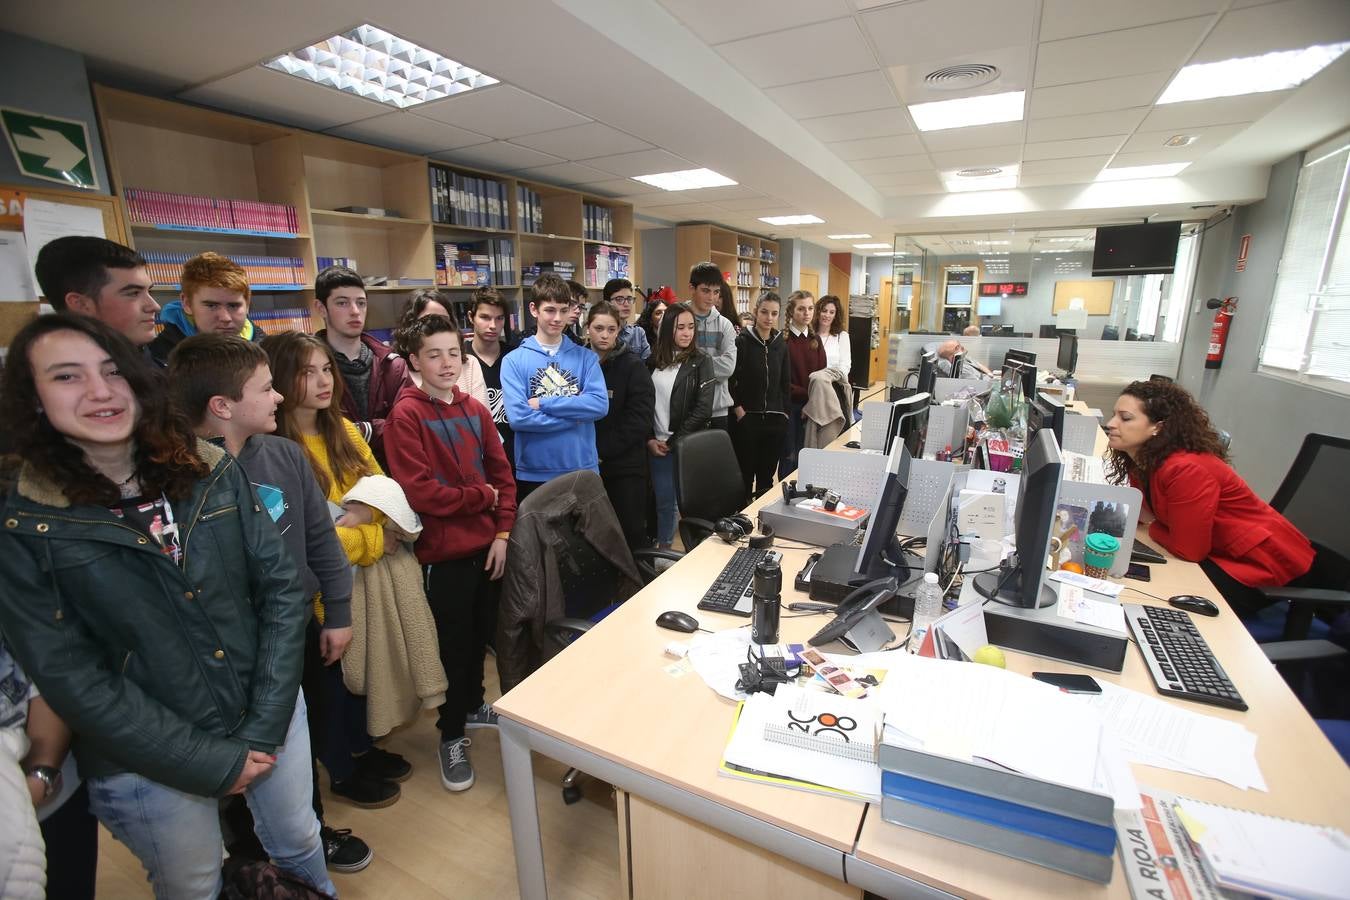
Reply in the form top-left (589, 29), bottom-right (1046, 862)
top-left (1123, 585), bottom-right (1172, 605)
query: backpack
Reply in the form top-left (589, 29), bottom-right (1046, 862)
top-left (219, 857), bottom-right (335, 900)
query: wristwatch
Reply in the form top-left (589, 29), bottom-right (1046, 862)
top-left (25, 764), bottom-right (62, 804)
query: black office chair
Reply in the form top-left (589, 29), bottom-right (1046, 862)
top-left (674, 428), bottom-right (747, 549)
top-left (1101, 325), bottom-right (1120, 340)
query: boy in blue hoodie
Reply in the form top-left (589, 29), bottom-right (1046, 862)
top-left (148, 251), bottom-right (266, 367)
top-left (501, 274), bottom-right (609, 500)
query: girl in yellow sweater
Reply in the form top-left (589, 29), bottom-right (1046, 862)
top-left (263, 331), bottom-right (412, 809)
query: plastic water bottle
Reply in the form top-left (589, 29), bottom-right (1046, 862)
top-left (909, 573), bottom-right (944, 654)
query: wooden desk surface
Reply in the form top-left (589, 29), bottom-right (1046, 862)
top-left (495, 400), bottom-right (1350, 896)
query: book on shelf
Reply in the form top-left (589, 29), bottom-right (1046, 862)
top-left (430, 167), bottom-right (509, 230)
top-left (584, 244), bottom-right (630, 287)
top-left (249, 307), bottom-right (318, 335)
top-left (518, 185), bottom-right (543, 234)
top-left (438, 239), bottom-right (515, 287)
top-left (124, 188), bottom-right (298, 234)
top-left (522, 260), bottom-right (576, 286)
top-left (141, 251), bottom-right (305, 288)
top-left (582, 203), bottom-right (614, 242)
top-left (317, 256), bottom-right (358, 272)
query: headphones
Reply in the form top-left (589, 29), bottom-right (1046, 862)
top-left (714, 514), bottom-right (776, 549)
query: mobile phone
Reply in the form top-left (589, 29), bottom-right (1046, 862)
top-left (1124, 562), bottom-right (1152, 582)
top-left (1031, 672), bottom-right (1102, 694)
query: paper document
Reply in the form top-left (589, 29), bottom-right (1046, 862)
top-left (686, 627), bottom-right (753, 701)
top-left (1114, 786), bottom-right (1227, 900)
top-left (22, 198), bottom-right (106, 293)
top-left (0, 232), bottom-right (37, 300)
top-left (1054, 585), bottom-right (1127, 634)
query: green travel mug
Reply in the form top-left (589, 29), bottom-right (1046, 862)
top-left (1083, 532), bottom-right (1120, 578)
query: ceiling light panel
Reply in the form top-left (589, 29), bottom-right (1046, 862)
top-left (264, 25), bottom-right (498, 109)
top-left (908, 91), bottom-right (1025, 132)
top-left (827, 233), bottom-right (872, 239)
top-left (854, 242), bottom-right (892, 249)
top-left (1158, 42), bottom-right (1350, 104)
top-left (1096, 163), bottom-right (1191, 181)
top-left (630, 168), bottom-right (737, 191)
top-left (759, 215), bottom-right (826, 225)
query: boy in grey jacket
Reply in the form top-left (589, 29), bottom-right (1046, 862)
top-left (687, 261), bottom-right (738, 430)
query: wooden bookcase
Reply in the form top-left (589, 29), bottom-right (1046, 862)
top-left (675, 224), bottom-right (779, 313)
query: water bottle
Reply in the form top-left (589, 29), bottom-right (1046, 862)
top-left (751, 556), bottom-right (782, 645)
top-left (909, 573), bottom-right (944, 654)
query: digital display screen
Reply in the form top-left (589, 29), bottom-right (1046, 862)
top-left (945, 284), bottom-right (973, 305)
top-left (977, 297), bottom-right (1002, 316)
top-left (979, 282), bottom-right (1028, 296)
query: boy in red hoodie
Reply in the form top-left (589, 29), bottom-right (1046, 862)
top-left (384, 315), bottom-right (516, 793)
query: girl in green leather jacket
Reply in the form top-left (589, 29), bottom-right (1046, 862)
top-left (0, 315), bottom-right (334, 899)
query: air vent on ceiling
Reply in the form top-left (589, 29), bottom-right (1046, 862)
top-left (923, 63), bottom-right (1000, 90)
top-left (955, 166), bottom-right (1004, 178)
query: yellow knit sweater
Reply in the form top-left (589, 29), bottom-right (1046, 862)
top-left (300, 420), bottom-right (386, 567)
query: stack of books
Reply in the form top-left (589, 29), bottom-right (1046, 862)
top-left (429, 167), bottom-right (510, 230)
top-left (437, 239), bottom-right (515, 287)
top-left (522, 260), bottom-right (576, 286)
top-left (142, 251), bottom-right (305, 289)
top-left (735, 259), bottom-right (753, 286)
top-left (249, 307), bottom-right (318, 334)
top-left (878, 741), bottom-right (1117, 883)
top-left (125, 188), bottom-right (298, 234)
top-left (517, 185), bottom-right (544, 234)
top-left (317, 256), bottom-right (358, 272)
top-left (582, 203), bottom-right (614, 242)
top-left (584, 244), bottom-right (629, 287)
top-left (761, 265), bottom-right (779, 288)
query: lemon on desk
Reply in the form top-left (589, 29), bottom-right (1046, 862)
top-left (972, 644), bottom-right (1006, 668)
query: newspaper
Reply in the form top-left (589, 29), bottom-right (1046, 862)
top-left (1114, 785), bottom-right (1225, 900)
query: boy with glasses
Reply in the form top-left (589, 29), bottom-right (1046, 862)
top-left (603, 278), bottom-right (650, 360)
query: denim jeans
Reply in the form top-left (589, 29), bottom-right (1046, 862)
top-left (87, 692), bottom-right (335, 900)
top-left (650, 451), bottom-right (677, 546)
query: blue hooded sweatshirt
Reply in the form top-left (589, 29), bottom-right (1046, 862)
top-left (500, 335), bottom-right (609, 483)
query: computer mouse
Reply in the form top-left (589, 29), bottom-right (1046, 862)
top-left (656, 610), bottom-right (700, 633)
top-left (1168, 595), bottom-right (1219, 617)
top-left (844, 440), bottom-right (862, 449)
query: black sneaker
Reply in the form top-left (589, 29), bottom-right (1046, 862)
top-left (322, 826), bottom-right (373, 873)
top-left (354, 746), bottom-right (412, 783)
top-left (330, 773), bottom-right (400, 809)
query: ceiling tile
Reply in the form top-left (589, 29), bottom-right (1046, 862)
top-left (1034, 17), bottom-right (1213, 87)
top-left (1019, 155), bottom-right (1112, 175)
top-left (1017, 171), bottom-right (1100, 186)
top-left (634, 202), bottom-right (729, 221)
top-left (682, 185), bottom-right (767, 201)
top-left (802, 108), bottom-right (912, 141)
top-left (327, 112), bottom-right (490, 154)
top-left (919, 121), bottom-right (1025, 153)
top-left (180, 68), bottom-right (389, 132)
top-left (655, 0), bottom-right (849, 44)
top-left (581, 148), bottom-right (696, 177)
top-left (765, 71), bottom-right (898, 118)
top-left (829, 134), bottom-right (926, 160)
top-left (416, 85), bottom-right (589, 139)
top-left (868, 170), bottom-right (942, 188)
top-left (1138, 92), bottom-right (1291, 131)
top-left (863, 0), bottom-right (1038, 66)
top-left (716, 18), bottom-right (874, 88)
top-left (1026, 108), bottom-right (1147, 142)
top-left (1028, 72), bottom-right (1171, 117)
top-left (1023, 135), bottom-right (1127, 160)
top-left (1038, 0), bottom-right (1224, 42)
top-left (929, 145), bottom-right (1022, 168)
top-left (514, 161), bottom-right (612, 186)
top-left (587, 179), bottom-right (665, 197)
top-left (510, 122), bottom-right (651, 159)
top-left (1191, 0), bottom-right (1350, 63)
top-left (1106, 150), bottom-right (1208, 167)
top-left (850, 154), bottom-right (934, 175)
top-left (433, 141), bottom-right (564, 171)
top-left (1119, 123), bottom-right (1249, 154)
top-left (717, 196), bottom-right (790, 211)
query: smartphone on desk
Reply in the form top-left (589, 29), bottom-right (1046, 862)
top-left (1124, 562), bottom-right (1151, 582)
top-left (1031, 672), bottom-right (1102, 694)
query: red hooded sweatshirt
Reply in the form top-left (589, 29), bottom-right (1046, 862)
top-left (384, 382), bottom-right (517, 564)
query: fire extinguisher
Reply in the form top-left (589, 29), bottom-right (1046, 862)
top-left (1205, 297), bottom-right (1237, 369)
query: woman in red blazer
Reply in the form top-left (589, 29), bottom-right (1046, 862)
top-left (1105, 379), bottom-right (1315, 616)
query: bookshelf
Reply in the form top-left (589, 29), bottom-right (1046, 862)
top-left (91, 85), bottom-right (638, 338)
top-left (675, 224), bottom-right (779, 314)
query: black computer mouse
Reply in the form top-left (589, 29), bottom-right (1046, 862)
top-left (844, 440), bottom-right (862, 449)
top-left (655, 610), bottom-right (700, 633)
top-left (1168, 595), bottom-right (1219, 617)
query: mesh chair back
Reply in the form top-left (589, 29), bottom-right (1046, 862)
top-left (1270, 433), bottom-right (1350, 568)
top-left (674, 428), bottom-right (745, 523)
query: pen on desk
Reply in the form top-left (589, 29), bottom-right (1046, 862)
top-left (787, 602), bottom-right (832, 612)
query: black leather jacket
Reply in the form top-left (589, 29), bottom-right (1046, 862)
top-left (0, 441), bottom-right (307, 798)
top-left (650, 351), bottom-right (715, 443)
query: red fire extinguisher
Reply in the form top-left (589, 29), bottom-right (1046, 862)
top-left (1205, 297), bottom-right (1237, 369)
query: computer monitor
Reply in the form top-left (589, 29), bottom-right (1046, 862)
top-left (916, 352), bottom-right (938, 397)
top-left (949, 349), bottom-right (965, 379)
top-left (1039, 324), bottom-right (1058, 339)
top-left (1056, 333), bottom-right (1078, 377)
top-left (996, 325), bottom-right (1015, 336)
top-left (1002, 359), bottom-right (1037, 405)
top-left (883, 392), bottom-right (930, 457)
top-left (1125, 328), bottom-right (1140, 341)
top-left (1101, 325), bottom-right (1120, 341)
top-left (853, 437), bottom-right (912, 579)
top-left (973, 428), bottom-right (1064, 609)
top-left (1027, 391), bottom-right (1066, 448)
top-left (1003, 348), bottom-right (1036, 368)
top-left (980, 324), bottom-right (995, 336)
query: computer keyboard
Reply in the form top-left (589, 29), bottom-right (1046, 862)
top-left (1123, 603), bottom-right (1248, 711)
top-left (698, 547), bottom-right (781, 616)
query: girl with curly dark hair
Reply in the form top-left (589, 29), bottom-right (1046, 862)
top-left (0, 315), bottom-right (331, 897)
top-left (1106, 379), bottom-right (1315, 616)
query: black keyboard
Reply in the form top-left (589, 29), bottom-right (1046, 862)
top-left (1123, 603), bottom-right (1247, 711)
top-left (1131, 538), bottom-right (1166, 564)
top-left (698, 548), bottom-right (781, 616)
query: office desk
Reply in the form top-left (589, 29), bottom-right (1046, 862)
top-left (495, 419), bottom-right (1350, 899)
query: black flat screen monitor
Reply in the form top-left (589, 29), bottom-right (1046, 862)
top-left (854, 438), bottom-right (911, 578)
top-left (973, 428), bottom-right (1064, 608)
top-left (949, 350), bottom-right (965, 379)
top-left (916, 352), bottom-right (938, 397)
top-left (1002, 360), bottom-right (1037, 405)
top-left (1056, 333), bottom-right (1078, 376)
top-left (1092, 221), bottom-right (1182, 276)
top-left (1003, 348), bottom-right (1036, 368)
top-left (884, 392), bottom-right (930, 457)
top-left (1028, 392), bottom-right (1066, 448)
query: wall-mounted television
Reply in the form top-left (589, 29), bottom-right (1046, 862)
top-left (945, 284), bottom-right (973, 306)
top-left (976, 296), bottom-right (1002, 316)
top-left (1091, 221), bottom-right (1182, 276)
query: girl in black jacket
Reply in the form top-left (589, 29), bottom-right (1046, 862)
top-left (647, 302), bottom-right (714, 549)
top-left (730, 291), bottom-right (790, 501)
top-left (588, 302), bottom-right (656, 549)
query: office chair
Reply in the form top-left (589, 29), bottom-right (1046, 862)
top-left (495, 471), bottom-right (680, 803)
top-left (1101, 325), bottom-right (1120, 341)
top-left (674, 428), bottom-right (749, 549)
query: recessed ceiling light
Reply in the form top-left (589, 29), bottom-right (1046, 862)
top-left (854, 242), bottom-right (891, 249)
top-left (872, 251), bottom-right (907, 256)
top-left (1158, 42), bottom-right (1350, 104)
top-left (941, 164), bottom-right (1020, 192)
top-left (264, 24), bottom-right (498, 109)
top-left (759, 214), bottom-right (825, 226)
top-left (1096, 163), bottom-right (1191, 181)
top-left (1163, 134), bottom-right (1198, 148)
top-left (1046, 237), bottom-right (1082, 243)
top-left (630, 168), bottom-right (737, 191)
top-left (827, 233), bottom-right (871, 240)
top-left (908, 90), bottom-right (1024, 132)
